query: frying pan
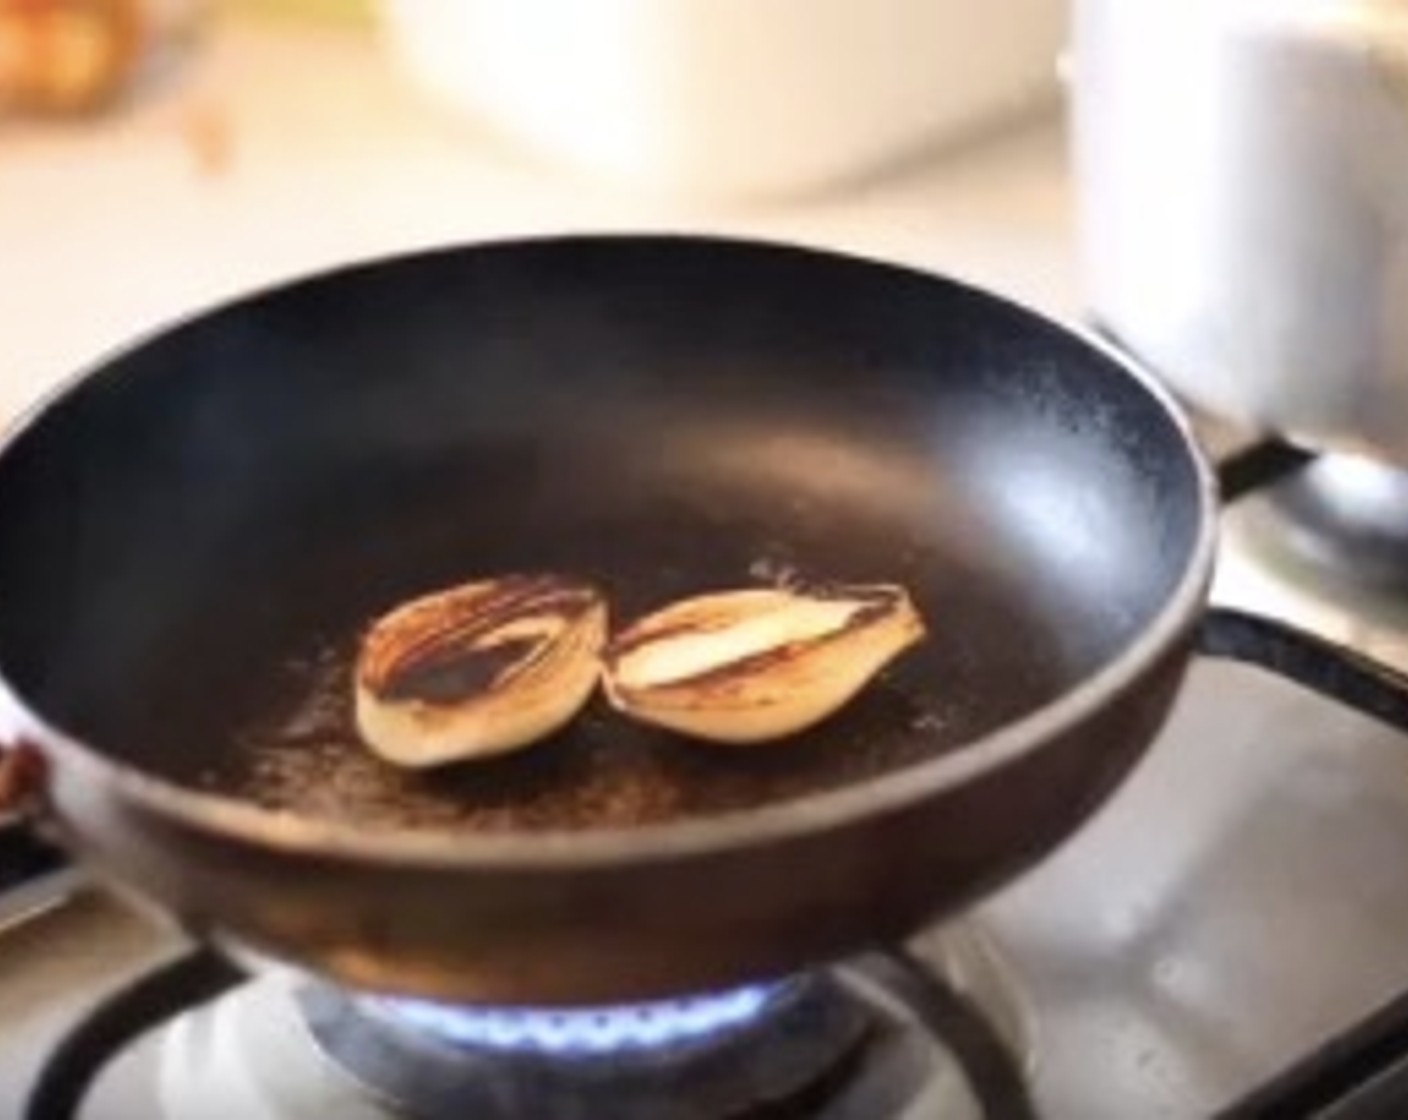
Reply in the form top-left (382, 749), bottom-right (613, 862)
top-left (0, 235), bottom-right (1220, 1006)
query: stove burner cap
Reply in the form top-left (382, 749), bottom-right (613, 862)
top-left (363, 982), bottom-right (785, 1058)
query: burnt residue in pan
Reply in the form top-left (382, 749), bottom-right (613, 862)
top-left (222, 629), bottom-right (970, 833)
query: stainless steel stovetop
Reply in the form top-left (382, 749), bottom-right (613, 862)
top-left (5, 417), bottom-right (1408, 1120)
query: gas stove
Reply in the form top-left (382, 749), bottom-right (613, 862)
top-left (6, 421), bottom-right (1408, 1120)
top-left (152, 933), bottom-right (1035, 1120)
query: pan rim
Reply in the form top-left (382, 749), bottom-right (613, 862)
top-left (0, 233), bottom-right (1219, 869)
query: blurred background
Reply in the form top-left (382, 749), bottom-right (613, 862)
top-left (0, 0), bottom-right (1072, 420)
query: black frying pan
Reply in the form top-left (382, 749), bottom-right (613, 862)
top-left (0, 235), bottom-right (1217, 1004)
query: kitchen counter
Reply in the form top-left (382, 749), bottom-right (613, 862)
top-left (0, 17), bottom-right (1076, 425)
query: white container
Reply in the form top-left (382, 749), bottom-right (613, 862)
top-left (378, 0), bottom-right (1066, 199)
top-left (1073, 0), bottom-right (1408, 463)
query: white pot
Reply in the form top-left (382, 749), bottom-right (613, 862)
top-left (378, 0), bottom-right (1065, 199)
top-left (1073, 0), bottom-right (1408, 462)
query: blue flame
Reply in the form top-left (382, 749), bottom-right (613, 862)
top-left (367, 982), bottom-right (785, 1057)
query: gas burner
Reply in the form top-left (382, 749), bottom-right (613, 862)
top-left (134, 931), bottom-right (1035, 1120)
top-left (292, 975), bottom-right (868, 1120)
top-left (1214, 450), bottom-right (1408, 676)
top-left (361, 980), bottom-right (789, 1057)
top-left (1254, 453), bottom-right (1408, 592)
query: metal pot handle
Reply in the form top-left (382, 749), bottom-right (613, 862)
top-left (1197, 606), bottom-right (1408, 732)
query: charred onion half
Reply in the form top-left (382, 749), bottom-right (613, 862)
top-left (602, 584), bottom-right (925, 744)
top-left (354, 574), bottom-right (607, 768)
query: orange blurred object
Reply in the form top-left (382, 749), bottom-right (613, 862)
top-left (0, 0), bottom-right (147, 113)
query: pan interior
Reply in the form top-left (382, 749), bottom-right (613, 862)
top-left (0, 239), bottom-right (1203, 832)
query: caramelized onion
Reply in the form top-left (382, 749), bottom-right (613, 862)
top-left (355, 574), bottom-right (607, 768)
top-left (602, 584), bottom-right (925, 744)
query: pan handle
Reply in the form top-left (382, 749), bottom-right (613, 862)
top-left (0, 741), bottom-right (74, 933)
top-left (0, 739), bottom-right (44, 820)
top-left (1196, 607), bottom-right (1408, 732)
